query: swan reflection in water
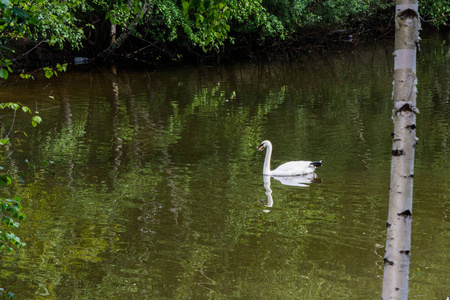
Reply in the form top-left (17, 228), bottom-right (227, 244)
top-left (258, 140), bottom-right (322, 176)
top-left (261, 174), bottom-right (321, 210)
top-left (258, 140), bottom-right (322, 210)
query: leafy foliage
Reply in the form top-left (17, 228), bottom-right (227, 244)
top-left (86, 0), bottom-right (395, 55)
top-left (141, 0), bottom-right (285, 51)
top-left (102, 0), bottom-right (149, 29)
top-left (0, 59), bottom-right (12, 80)
top-left (419, 0), bottom-right (450, 26)
top-left (0, 0), bottom-right (87, 49)
top-left (0, 0), bottom-right (449, 60)
top-left (261, 0), bottom-right (393, 30)
top-left (0, 0), bottom-right (76, 78)
top-left (0, 196), bottom-right (26, 252)
top-left (181, 0), bottom-right (233, 50)
top-left (0, 103), bottom-right (41, 254)
top-left (0, 102), bottom-right (41, 298)
top-left (0, 103), bottom-right (40, 145)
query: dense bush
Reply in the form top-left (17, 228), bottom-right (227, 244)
top-left (1, 0), bottom-right (450, 63)
top-left (419, 0), bottom-right (450, 26)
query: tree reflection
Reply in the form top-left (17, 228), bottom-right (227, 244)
top-left (1, 39), bottom-right (449, 298)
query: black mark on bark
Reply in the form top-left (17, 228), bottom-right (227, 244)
top-left (392, 149), bottom-right (405, 156)
top-left (384, 258), bottom-right (394, 266)
top-left (397, 210), bottom-right (412, 217)
top-left (400, 250), bottom-right (410, 255)
top-left (395, 103), bottom-right (413, 115)
top-left (398, 8), bottom-right (419, 19)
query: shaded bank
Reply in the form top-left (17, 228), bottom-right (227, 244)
top-left (3, 0), bottom-right (450, 69)
top-left (8, 24), bottom-right (443, 71)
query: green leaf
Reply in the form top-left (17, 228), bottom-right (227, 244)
top-left (198, 14), bottom-right (204, 24)
top-left (27, 16), bottom-right (38, 25)
top-left (182, 1), bottom-right (190, 16)
top-left (0, 138), bottom-right (10, 145)
top-left (20, 74), bottom-right (32, 80)
top-left (32, 115), bottom-right (42, 127)
top-left (223, 9), bottom-right (230, 19)
top-left (10, 7), bottom-right (30, 21)
top-left (56, 63), bottom-right (67, 72)
top-left (0, 0), bottom-right (9, 8)
top-left (0, 68), bottom-right (9, 79)
top-left (44, 69), bottom-right (53, 79)
top-left (0, 175), bottom-right (12, 186)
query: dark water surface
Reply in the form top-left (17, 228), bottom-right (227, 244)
top-left (0, 35), bottom-right (449, 299)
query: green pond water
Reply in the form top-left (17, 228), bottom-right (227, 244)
top-left (0, 34), bottom-right (449, 299)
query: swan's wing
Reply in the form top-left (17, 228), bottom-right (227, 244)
top-left (272, 161), bottom-right (317, 176)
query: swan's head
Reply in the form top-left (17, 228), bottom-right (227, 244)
top-left (258, 140), bottom-right (271, 151)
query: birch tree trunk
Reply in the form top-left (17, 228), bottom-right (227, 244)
top-left (382, 1), bottom-right (420, 299)
top-left (110, 23), bottom-right (117, 44)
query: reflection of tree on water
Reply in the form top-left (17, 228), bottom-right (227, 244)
top-left (261, 173), bottom-right (320, 209)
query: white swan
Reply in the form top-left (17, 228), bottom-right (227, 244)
top-left (258, 140), bottom-right (322, 176)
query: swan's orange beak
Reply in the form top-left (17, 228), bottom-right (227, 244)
top-left (258, 145), bottom-right (264, 151)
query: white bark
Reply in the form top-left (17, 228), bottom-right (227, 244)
top-left (111, 23), bottom-right (117, 44)
top-left (382, 1), bottom-right (420, 299)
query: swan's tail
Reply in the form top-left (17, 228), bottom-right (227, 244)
top-left (310, 161), bottom-right (322, 167)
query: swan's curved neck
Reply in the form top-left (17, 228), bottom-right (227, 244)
top-left (263, 143), bottom-right (272, 175)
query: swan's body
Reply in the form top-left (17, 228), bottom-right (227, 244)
top-left (258, 140), bottom-right (322, 176)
